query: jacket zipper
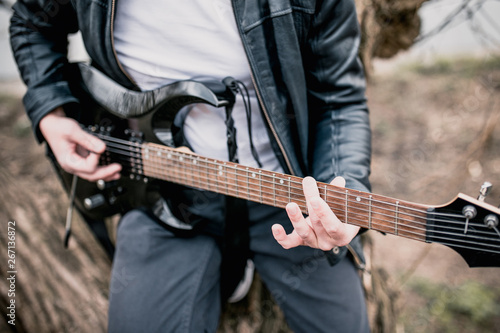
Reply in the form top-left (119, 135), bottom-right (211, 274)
top-left (229, 0), bottom-right (295, 176)
top-left (247, 70), bottom-right (296, 175)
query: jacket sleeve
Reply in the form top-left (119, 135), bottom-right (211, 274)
top-left (9, 0), bottom-right (79, 142)
top-left (305, 0), bottom-right (371, 193)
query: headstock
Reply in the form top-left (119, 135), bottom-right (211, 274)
top-left (427, 182), bottom-right (500, 268)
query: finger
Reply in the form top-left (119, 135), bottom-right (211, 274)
top-left (304, 176), bottom-right (351, 250)
top-left (302, 176), bottom-right (327, 232)
top-left (64, 148), bottom-right (101, 173)
top-left (302, 176), bottom-right (320, 201)
top-left (64, 128), bottom-right (109, 176)
top-left (271, 224), bottom-right (304, 249)
top-left (285, 202), bottom-right (318, 248)
top-left (72, 128), bottom-right (106, 154)
top-left (330, 176), bottom-right (346, 187)
top-left (78, 163), bottom-right (122, 182)
top-left (329, 176), bottom-right (361, 245)
top-left (307, 197), bottom-right (345, 250)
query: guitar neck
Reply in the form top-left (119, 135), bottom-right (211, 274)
top-left (79, 62), bottom-right (500, 267)
top-left (136, 142), bottom-right (429, 243)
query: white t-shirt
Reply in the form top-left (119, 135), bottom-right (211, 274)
top-left (113, 0), bottom-right (283, 172)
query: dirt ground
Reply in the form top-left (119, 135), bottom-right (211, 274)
top-left (1, 54), bottom-right (499, 332)
top-left (368, 55), bottom-right (500, 332)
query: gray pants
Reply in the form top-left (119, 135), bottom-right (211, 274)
top-left (108, 203), bottom-right (370, 333)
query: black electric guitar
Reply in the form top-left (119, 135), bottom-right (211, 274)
top-left (55, 63), bottom-right (500, 267)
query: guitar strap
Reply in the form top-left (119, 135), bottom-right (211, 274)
top-left (220, 91), bottom-right (252, 301)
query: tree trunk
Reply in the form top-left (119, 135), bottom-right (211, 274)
top-left (355, 0), bottom-right (429, 77)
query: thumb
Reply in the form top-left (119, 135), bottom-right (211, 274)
top-left (330, 176), bottom-right (346, 188)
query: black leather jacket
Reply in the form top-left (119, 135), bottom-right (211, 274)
top-left (10, 0), bottom-right (371, 264)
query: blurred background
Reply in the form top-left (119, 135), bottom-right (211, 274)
top-left (1, 0), bottom-right (499, 332)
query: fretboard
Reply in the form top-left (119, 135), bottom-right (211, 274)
top-left (135, 141), bottom-right (429, 243)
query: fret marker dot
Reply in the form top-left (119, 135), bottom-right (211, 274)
top-left (252, 173), bottom-right (256, 178)
top-left (157, 151), bottom-right (161, 156)
top-left (167, 153), bottom-right (172, 159)
top-left (356, 197), bottom-right (361, 202)
top-left (179, 156), bottom-right (184, 162)
top-left (280, 179), bottom-right (284, 184)
top-left (219, 171), bottom-right (223, 176)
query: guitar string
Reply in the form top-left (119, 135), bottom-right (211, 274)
top-left (101, 137), bottom-right (436, 218)
top-left (98, 136), bottom-right (466, 219)
top-left (102, 139), bottom-right (498, 235)
top-left (97, 136), bottom-right (500, 250)
top-left (103, 140), bottom-right (471, 225)
top-left (116, 165), bottom-right (500, 253)
top-left (104, 153), bottom-right (500, 252)
top-left (103, 139), bottom-right (492, 226)
top-left (106, 157), bottom-right (500, 254)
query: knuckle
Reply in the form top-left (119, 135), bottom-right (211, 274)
top-left (319, 242), bottom-right (334, 251)
top-left (324, 224), bottom-right (339, 235)
top-left (296, 228), bottom-right (310, 240)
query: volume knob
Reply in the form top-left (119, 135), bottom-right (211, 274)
top-left (84, 194), bottom-right (106, 210)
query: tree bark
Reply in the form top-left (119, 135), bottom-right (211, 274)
top-left (355, 0), bottom-right (429, 76)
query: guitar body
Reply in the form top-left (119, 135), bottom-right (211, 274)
top-left (51, 63), bottom-right (235, 222)
top-left (47, 115), bottom-right (152, 222)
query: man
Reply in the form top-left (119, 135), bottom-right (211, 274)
top-left (10, 0), bottom-right (372, 332)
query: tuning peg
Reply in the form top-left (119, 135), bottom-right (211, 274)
top-left (477, 182), bottom-right (492, 202)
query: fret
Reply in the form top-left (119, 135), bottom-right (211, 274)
top-left (205, 157), bottom-right (210, 191)
top-left (368, 195), bottom-right (373, 230)
top-left (167, 152), bottom-right (173, 182)
top-left (181, 154), bottom-right (187, 184)
top-left (345, 190), bottom-right (349, 224)
top-left (234, 165), bottom-right (238, 198)
top-left (289, 177), bottom-right (292, 203)
top-left (193, 156), bottom-right (199, 189)
top-left (216, 163), bottom-right (221, 193)
top-left (140, 147), bottom-right (148, 179)
top-left (246, 167), bottom-right (250, 201)
top-left (277, 176), bottom-right (285, 208)
top-left (259, 171), bottom-right (263, 204)
top-left (395, 201), bottom-right (400, 236)
top-left (249, 171), bottom-right (257, 202)
top-left (190, 155), bottom-right (195, 186)
top-left (224, 163), bottom-right (228, 195)
top-left (154, 148), bottom-right (161, 180)
top-left (273, 174), bottom-right (276, 207)
top-left (323, 184), bottom-right (327, 202)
